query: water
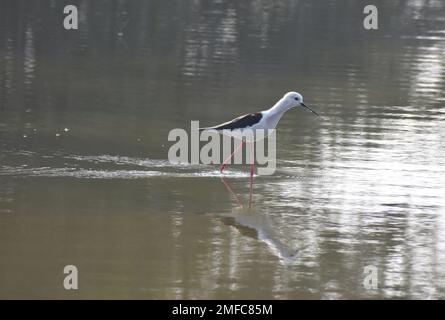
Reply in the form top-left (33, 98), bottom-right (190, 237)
top-left (1, 0), bottom-right (445, 299)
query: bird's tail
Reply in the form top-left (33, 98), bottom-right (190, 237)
top-left (197, 127), bottom-right (216, 132)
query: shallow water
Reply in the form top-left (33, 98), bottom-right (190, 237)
top-left (1, 0), bottom-right (445, 299)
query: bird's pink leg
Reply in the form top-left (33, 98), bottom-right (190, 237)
top-left (220, 140), bottom-right (245, 173)
top-left (249, 142), bottom-right (254, 209)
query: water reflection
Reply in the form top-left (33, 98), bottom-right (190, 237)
top-left (220, 207), bottom-right (301, 262)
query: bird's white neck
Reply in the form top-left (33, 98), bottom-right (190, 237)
top-left (266, 98), bottom-right (292, 117)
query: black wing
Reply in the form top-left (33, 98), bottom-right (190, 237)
top-left (200, 112), bottom-right (263, 131)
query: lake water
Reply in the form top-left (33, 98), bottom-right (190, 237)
top-left (1, 0), bottom-right (445, 299)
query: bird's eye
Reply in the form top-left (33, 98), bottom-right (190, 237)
top-left (294, 97), bottom-right (299, 101)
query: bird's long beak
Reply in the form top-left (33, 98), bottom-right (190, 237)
top-left (301, 102), bottom-right (319, 116)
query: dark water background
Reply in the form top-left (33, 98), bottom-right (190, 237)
top-left (1, 0), bottom-right (445, 298)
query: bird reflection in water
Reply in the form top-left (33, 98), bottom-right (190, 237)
top-left (219, 176), bottom-right (301, 262)
top-left (220, 176), bottom-right (247, 208)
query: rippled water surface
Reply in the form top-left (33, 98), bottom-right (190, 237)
top-left (1, 0), bottom-right (445, 299)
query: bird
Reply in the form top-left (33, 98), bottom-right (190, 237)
top-left (200, 91), bottom-right (318, 206)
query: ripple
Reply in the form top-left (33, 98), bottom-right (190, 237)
top-left (0, 151), bottom-right (249, 179)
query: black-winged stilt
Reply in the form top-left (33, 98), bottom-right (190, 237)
top-left (200, 91), bottom-right (318, 206)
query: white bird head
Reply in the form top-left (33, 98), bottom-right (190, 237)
top-left (282, 91), bottom-right (318, 115)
